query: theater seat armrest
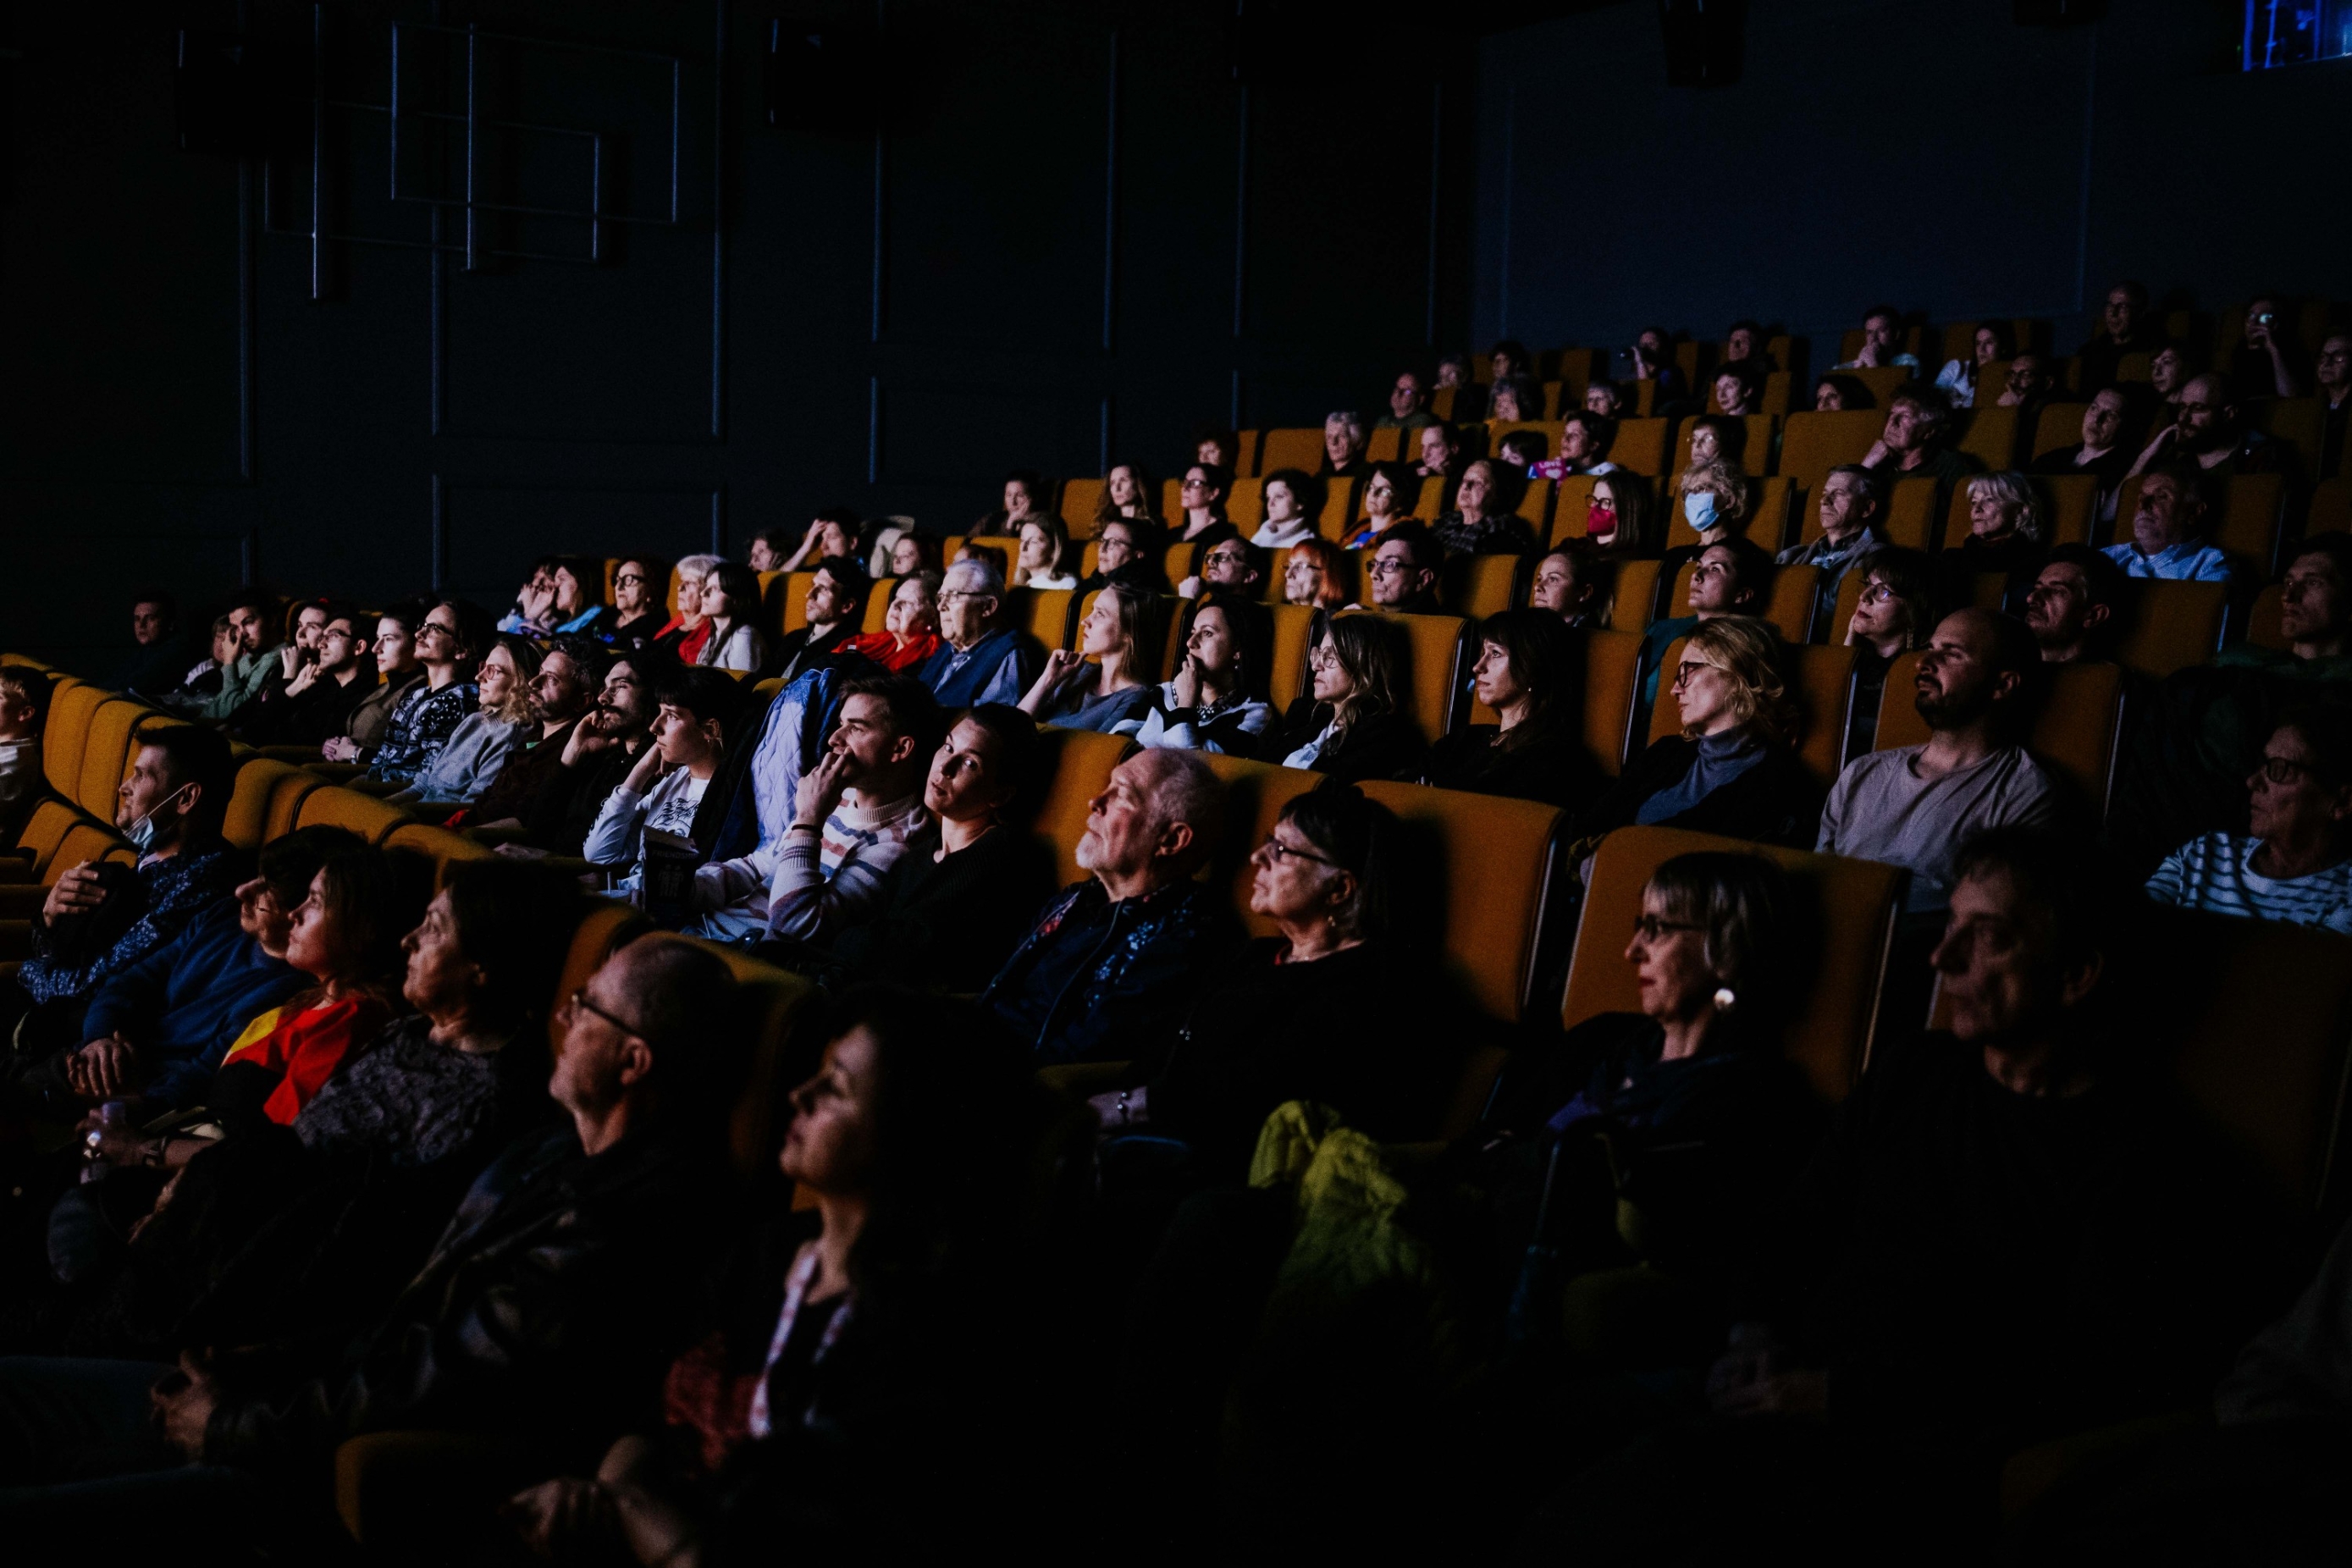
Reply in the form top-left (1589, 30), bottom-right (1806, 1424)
top-left (0, 861), bottom-right (33, 884)
top-left (302, 763), bottom-right (368, 783)
top-left (251, 746), bottom-right (329, 764)
top-left (335, 1431), bottom-right (557, 1546)
top-left (0, 919), bottom-right (32, 961)
top-left (0, 886), bottom-right (47, 919)
top-left (1036, 1061), bottom-right (1135, 1097)
top-left (2000, 1408), bottom-right (2209, 1523)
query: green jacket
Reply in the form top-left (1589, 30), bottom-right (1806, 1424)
top-left (197, 646), bottom-right (281, 724)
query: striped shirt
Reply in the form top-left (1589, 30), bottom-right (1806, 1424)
top-left (2145, 834), bottom-right (2352, 935)
top-left (765, 790), bottom-right (930, 943)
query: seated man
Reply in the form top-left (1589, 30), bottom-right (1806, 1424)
top-left (2076, 279), bottom-right (2159, 392)
top-left (2028, 385), bottom-right (2134, 494)
top-left (1860, 383), bottom-right (1979, 511)
top-left (1413, 422), bottom-right (1465, 482)
top-left (1366, 523), bottom-right (1445, 616)
top-left (2215, 535), bottom-right (2352, 679)
top-left (2128, 373), bottom-right (2273, 480)
top-left (466, 636), bottom-right (604, 831)
top-left (2103, 462), bottom-right (2232, 582)
top-left (1179, 537), bottom-right (1268, 601)
top-left (0, 938), bottom-right (745, 1523)
top-left (15, 826), bottom-right (343, 1120)
top-left (0, 666), bottom-right (44, 831)
top-left (1, 727), bottom-right (242, 1058)
top-left (1322, 411), bottom-right (1368, 477)
top-left (2228, 295), bottom-right (2308, 402)
top-left (1817, 608), bottom-right (2057, 909)
top-left (1832, 304), bottom-right (1922, 370)
top-left (232, 600), bottom-right (377, 748)
top-left (499, 650), bottom-right (658, 858)
top-left (2023, 544), bottom-right (2129, 665)
top-left (919, 558), bottom-right (1041, 708)
top-left (118, 589), bottom-right (191, 698)
top-left (762, 556), bottom-right (872, 684)
top-left (161, 590), bottom-right (280, 726)
top-left (1711, 364), bottom-right (1762, 417)
top-left (1638, 537), bottom-right (1770, 711)
top-left (2146, 709), bottom-right (2352, 932)
top-left (323, 602), bottom-right (428, 764)
top-left (982, 749), bottom-right (1234, 1065)
top-left (1376, 372), bottom-right (1433, 431)
top-left (2317, 332), bottom-right (2348, 476)
top-left (1993, 351), bottom-right (2054, 411)
top-left (1777, 464), bottom-right (1891, 625)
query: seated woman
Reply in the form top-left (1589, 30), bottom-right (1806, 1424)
top-left (1423, 609), bottom-right (1604, 810)
top-left (1531, 542), bottom-right (1604, 628)
top-left (1495, 429), bottom-right (1549, 472)
top-left (387, 633), bottom-right (538, 806)
top-left (1812, 374), bottom-right (1874, 413)
top-left (1948, 471), bottom-right (2049, 586)
top-left (1487, 373), bottom-right (1542, 424)
top-left (1086, 783), bottom-right (1454, 1184)
top-left (1665, 458), bottom-right (1753, 568)
top-left (1682, 415), bottom-right (1747, 472)
top-left (1581, 471), bottom-right (1654, 556)
top-left (654, 554), bottom-right (722, 666)
top-left (1482, 852), bottom-right (1819, 1285)
top-left (1265, 613), bottom-right (1428, 782)
top-left (585, 666), bottom-right (740, 898)
top-left (498, 556), bottom-right (562, 638)
top-left (1283, 535), bottom-right (1357, 613)
top-left (608, 557), bottom-right (671, 650)
top-left (1013, 515), bottom-right (1079, 591)
top-left (1173, 463), bottom-right (1239, 547)
top-left (695, 561), bottom-right (770, 674)
top-left (836, 571), bottom-right (944, 674)
top-left (1840, 546), bottom-right (1938, 762)
top-left (1082, 516), bottom-right (1168, 594)
top-left (824, 705), bottom-right (1057, 991)
top-left (1933, 320), bottom-right (2014, 411)
top-left (885, 530), bottom-right (941, 579)
top-left (1338, 461), bottom-right (1418, 549)
top-left (504, 987), bottom-right (1047, 1563)
top-left (1251, 468), bottom-right (1322, 549)
top-left (1573, 615), bottom-right (1823, 847)
top-left (1019, 582), bottom-right (1157, 734)
top-left (973, 470), bottom-right (1048, 538)
top-left (778, 511), bottom-right (858, 573)
top-left (1433, 459), bottom-right (1534, 555)
top-left (1095, 461), bottom-right (1159, 531)
top-left (2146, 709), bottom-right (2352, 931)
top-left (1129, 591), bottom-right (1275, 755)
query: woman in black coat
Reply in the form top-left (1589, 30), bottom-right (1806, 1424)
top-left (1263, 612), bottom-right (1429, 783)
top-left (1423, 609), bottom-right (1606, 811)
top-left (1573, 614), bottom-right (1823, 848)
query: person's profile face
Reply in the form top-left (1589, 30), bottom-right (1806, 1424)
top-left (885, 579), bottom-right (936, 641)
top-left (132, 601), bottom-right (170, 644)
top-left (1687, 546), bottom-right (1743, 614)
top-left (475, 644), bottom-right (518, 707)
top-left (2150, 345), bottom-right (2185, 396)
top-left (1880, 399), bottom-right (1925, 452)
top-left (1623, 886), bottom-right (1719, 1024)
top-left (1531, 555), bottom-right (1582, 616)
top-left (1019, 523), bottom-right (1053, 572)
top-left (1263, 480), bottom-right (1300, 524)
top-left (1201, 541), bottom-right (1252, 588)
top-left (229, 605), bottom-right (267, 654)
top-left (1196, 439), bottom-right (1228, 468)
top-left (1181, 467), bottom-right (1218, 511)
top-left (1368, 540), bottom-right (1420, 607)
top-left (1419, 428), bottom-right (1452, 469)
top-left (1306, 637), bottom-right (1350, 702)
top-left (2247, 726), bottom-right (2341, 845)
top-left (2278, 553), bottom-right (2349, 644)
top-left (891, 535), bottom-right (925, 577)
top-left (2023, 564), bottom-right (2095, 646)
top-left (1584, 384), bottom-right (1617, 416)
top-left (1003, 480), bottom-right (1035, 518)
top-left (2104, 287), bottom-right (2138, 337)
top-left (1849, 573), bottom-right (1907, 644)
top-left (318, 618), bottom-right (363, 671)
top-left (1862, 314), bottom-right (1898, 354)
top-left (747, 538), bottom-right (781, 572)
top-left (1912, 614), bottom-right (1998, 723)
top-left (2316, 335), bottom-right (2350, 392)
top-left (925, 718), bottom-right (1006, 824)
top-left (1365, 472), bottom-right (1397, 516)
top-left (1455, 465), bottom-right (1489, 516)
top-left (1284, 551), bottom-right (1322, 606)
top-left (1688, 425), bottom-right (1720, 467)
top-left (1712, 373), bottom-right (1746, 415)
top-left (1184, 605), bottom-right (1234, 676)
top-left (2132, 473), bottom-right (2199, 553)
top-left (1390, 375), bottom-right (1422, 417)
top-left (805, 569), bottom-right (844, 624)
top-left (779, 1028), bottom-right (881, 1191)
top-left (1107, 465), bottom-right (1140, 506)
top-left (1974, 327), bottom-right (2001, 366)
top-left (1096, 524), bottom-right (1137, 573)
top-left (1725, 327), bottom-right (1755, 362)
top-left (294, 607), bottom-right (329, 651)
top-left (1930, 870), bottom-right (2060, 1042)
top-left (2083, 391), bottom-right (2124, 449)
top-left (1078, 758), bottom-right (1165, 880)
top-left (1814, 381), bottom-right (1845, 412)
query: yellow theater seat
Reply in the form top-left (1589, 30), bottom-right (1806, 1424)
top-left (1953, 403), bottom-right (2020, 471)
top-left (385, 822), bottom-right (501, 887)
top-left (1873, 653), bottom-right (2124, 816)
top-left (1439, 553), bottom-right (1525, 621)
top-left (1007, 587), bottom-right (1078, 652)
top-left (40, 680), bottom-right (108, 803)
top-left (1780, 410), bottom-right (1887, 500)
top-left (1666, 563), bottom-right (1822, 644)
top-left (296, 785), bottom-right (413, 846)
top-left (2111, 581), bottom-right (2230, 679)
top-left (2112, 473), bottom-right (2287, 575)
top-left (2308, 479), bottom-right (2351, 535)
top-left (1547, 475), bottom-right (1600, 547)
top-left (1600, 558), bottom-right (1665, 633)
top-left (2030, 401), bottom-right (2090, 459)
top-left (1021, 727), bottom-right (1131, 891)
top-left (1576, 627), bottom-right (1644, 776)
top-left (1197, 754), bottom-right (1324, 941)
top-left (1345, 610), bottom-right (1471, 746)
top-left (1266, 603), bottom-right (1318, 712)
top-left (1602, 417), bottom-right (1673, 478)
top-left (1565, 826), bottom-right (1907, 1101)
top-left (1358, 778), bottom-right (1564, 1025)
top-left (221, 758), bottom-right (312, 852)
top-left (75, 700), bottom-right (169, 823)
top-left (1257, 427), bottom-right (1323, 476)
top-left (1057, 478), bottom-right (1104, 529)
top-left (2246, 583), bottom-right (2288, 651)
top-left (1940, 472), bottom-right (2100, 550)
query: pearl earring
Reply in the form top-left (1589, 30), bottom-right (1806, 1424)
top-left (1712, 986), bottom-right (1737, 1013)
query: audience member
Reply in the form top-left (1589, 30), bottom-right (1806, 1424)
top-left (1174, 464), bottom-right (1239, 546)
top-left (1995, 351), bottom-right (2055, 412)
top-left (2145, 709), bottom-right (2352, 931)
top-left (1558, 411), bottom-right (1621, 477)
top-left (2216, 536), bottom-right (2352, 677)
top-left (467, 636), bottom-right (605, 831)
top-left (504, 652), bottom-right (660, 859)
top-left (885, 528), bottom-right (941, 578)
top-left (2228, 295), bottom-right (2309, 401)
top-left (1495, 429), bottom-right (1548, 471)
top-left (1776, 464), bottom-right (1891, 618)
top-left (1583, 379), bottom-right (1626, 417)
top-left (1338, 461), bottom-right (1417, 549)
top-left (1529, 543), bottom-right (1603, 628)
top-left (1629, 326), bottom-right (1689, 406)
top-left (170, 589), bottom-right (279, 726)
top-left (234, 601), bottom-right (375, 748)
top-left (1096, 461), bottom-right (1160, 529)
top-left (1090, 784), bottom-right (1452, 1181)
top-left (1283, 535), bottom-right (1357, 612)
top-left (1860, 383), bottom-right (1979, 514)
top-left (1413, 423), bottom-right (1465, 482)
top-left (982, 748), bottom-right (1234, 1064)
top-left (3, 726), bottom-right (240, 1054)
top-left (2316, 332), bottom-right (2349, 475)
top-left (1378, 372), bottom-right (1433, 431)
top-left (1423, 610), bottom-right (1602, 809)
top-left (2077, 279), bottom-right (2160, 389)
top-left (1434, 459), bottom-right (1535, 555)
top-left (1811, 374), bottom-right (1870, 412)
top-left (1131, 592), bottom-right (1274, 756)
top-left (1670, 459), bottom-right (1752, 559)
top-left (835, 571), bottom-right (944, 674)
top-left (1931, 320), bottom-right (2012, 409)
top-left (745, 527), bottom-right (793, 574)
top-left (586, 666), bottom-right (739, 899)
top-left (0, 667), bottom-right (43, 829)
top-left (1950, 471), bottom-right (2048, 582)
top-left (1637, 537), bottom-right (1770, 711)
top-left (313, 601), bottom-right (427, 764)
top-left (1322, 411), bottom-right (1369, 477)
top-left (974, 472), bottom-right (1049, 538)
top-left (499, 557), bottom-right (562, 637)
top-left (2104, 463), bottom-right (2233, 582)
top-left (1841, 546), bottom-right (1941, 759)
top-left (763, 557), bottom-right (873, 684)
top-left (921, 557), bottom-right (1043, 707)
top-left (2023, 544), bottom-right (2129, 665)
top-left (359, 598), bottom-right (490, 785)
top-left (118, 589), bottom-right (191, 698)
top-left (693, 561), bottom-right (768, 674)
top-left (1085, 516), bottom-right (1167, 593)
top-left (2028, 386), bottom-right (2135, 494)
top-left (1250, 470), bottom-right (1320, 550)
top-left (1191, 426), bottom-right (1240, 472)
top-left (387, 634), bottom-right (538, 806)
top-left (2128, 373), bottom-right (2272, 479)
top-left (825, 706), bottom-right (1056, 992)
top-left (1013, 516), bottom-right (1079, 592)
top-left (1267, 614), bottom-right (1427, 782)
top-left (749, 676), bottom-right (936, 947)
top-left (1834, 305), bottom-right (1921, 370)
top-left (1487, 375), bottom-right (1542, 424)
top-left (1579, 616), bottom-right (1822, 846)
top-left (1681, 415), bottom-right (1748, 473)
top-left (1722, 320), bottom-right (1771, 370)
top-left (1364, 522), bottom-right (1444, 614)
top-left (1711, 364), bottom-right (1764, 417)
top-left (1582, 471), bottom-right (1652, 555)
top-left (1817, 609), bottom-right (2057, 908)
top-left (1019, 582), bottom-right (1157, 733)
top-left (654, 553), bottom-right (722, 665)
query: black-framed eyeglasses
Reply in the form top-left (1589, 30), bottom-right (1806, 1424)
top-left (566, 988), bottom-right (645, 1041)
top-left (1632, 914), bottom-right (1704, 941)
top-left (615, 572), bottom-right (648, 588)
top-left (1673, 660), bottom-right (1718, 687)
top-left (2257, 755), bottom-right (2318, 786)
top-left (1262, 836), bottom-right (1341, 870)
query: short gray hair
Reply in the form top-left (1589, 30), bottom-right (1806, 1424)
top-left (942, 557), bottom-right (1006, 602)
top-left (1137, 748), bottom-right (1225, 874)
top-left (676, 553), bottom-right (724, 580)
top-left (1967, 472), bottom-right (2046, 545)
top-left (1325, 410), bottom-right (1366, 443)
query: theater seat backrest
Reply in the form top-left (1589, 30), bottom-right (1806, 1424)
top-left (1873, 654), bottom-right (2124, 817)
top-left (1781, 410), bottom-right (1886, 500)
top-left (1439, 553), bottom-right (1524, 621)
top-left (1267, 603), bottom-right (1317, 713)
top-left (76, 701), bottom-right (166, 821)
top-left (1601, 558), bottom-right (1665, 633)
top-left (1672, 415), bottom-right (1776, 477)
top-left (1058, 478), bottom-right (1103, 529)
top-left (2113, 473), bottom-right (2287, 576)
top-left (2112, 580), bottom-right (2229, 679)
top-left (1225, 478), bottom-right (1266, 530)
top-left (1577, 628), bottom-right (1644, 776)
top-left (1666, 478), bottom-right (1794, 552)
top-left (296, 784), bottom-right (412, 845)
top-left (2308, 479), bottom-right (2350, 536)
top-left (1350, 610), bottom-right (1471, 746)
top-left (41, 680), bottom-right (106, 803)
top-left (1566, 825), bottom-right (1908, 1101)
top-left (223, 758), bottom-right (306, 852)
top-left (860, 577), bottom-right (897, 634)
top-left (1199, 754), bottom-right (1323, 939)
top-left (1883, 478), bottom-right (1943, 551)
top-left (1954, 404), bottom-right (2019, 472)
top-left (1007, 587), bottom-right (1077, 652)
top-left (1358, 779), bottom-right (1562, 1024)
top-left (2246, 583), bottom-right (2288, 651)
top-left (1317, 478), bottom-right (1360, 542)
top-left (10, 799), bottom-right (95, 878)
top-left (774, 572), bottom-right (817, 635)
top-left (1258, 428), bottom-right (1323, 475)
top-left (2032, 401), bottom-right (2089, 459)
top-left (1547, 475), bottom-right (1600, 547)
top-left (619, 931), bottom-right (817, 1183)
top-left (1021, 727), bottom-right (1132, 890)
top-left (53, 820), bottom-right (136, 876)
top-left (1604, 417), bottom-right (1673, 478)
top-left (385, 822), bottom-right (500, 886)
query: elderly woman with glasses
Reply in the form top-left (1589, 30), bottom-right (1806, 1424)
top-left (1573, 615), bottom-right (1824, 847)
top-left (2146, 709), bottom-right (2352, 931)
top-left (1087, 782), bottom-right (1455, 1185)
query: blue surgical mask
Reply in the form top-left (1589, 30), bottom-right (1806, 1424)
top-left (124, 784), bottom-right (190, 855)
top-left (1684, 491), bottom-right (1720, 530)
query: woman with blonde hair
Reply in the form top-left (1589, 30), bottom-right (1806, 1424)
top-left (1264, 613), bottom-right (1427, 782)
top-left (1840, 546), bottom-right (1941, 763)
top-left (1670, 458), bottom-right (1753, 559)
top-left (1950, 471), bottom-right (2047, 581)
top-left (654, 553), bottom-right (723, 665)
top-left (1017, 582), bottom-right (1157, 733)
top-left (1013, 514), bottom-right (1079, 590)
top-left (389, 634), bottom-right (539, 806)
top-left (1571, 614), bottom-right (1822, 846)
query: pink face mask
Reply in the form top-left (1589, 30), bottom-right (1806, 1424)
top-left (1587, 504), bottom-right (1619, 541)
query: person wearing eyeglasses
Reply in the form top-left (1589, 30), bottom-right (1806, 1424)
top-left (1575, 616), bottom-right (1823, 849)
top-left (1173, 463), bottom-right (1240, 548)
top-left (1266, 613), bottom-right (1427, 784)
top-left (1179, 536), bottom-right (1269, 601)
top-left (1085, 783), bottom-right (1452, 1186)
top-left (1434, 459), bottom-right (1536, 557)
top-left (2145, 711), bottom-right (2352, 932)
top-left (1840, 548), bottom-right (1941, 763)
top-left (366, 598), bottom-right (495, 786)
top-left (1363, 522), bottom-right (1444, 615)
top-left (919, 558), bottom-right (1042, 709)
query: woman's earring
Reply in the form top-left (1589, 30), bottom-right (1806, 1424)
top-left (1712, 986), bottom-right (1737, 1013)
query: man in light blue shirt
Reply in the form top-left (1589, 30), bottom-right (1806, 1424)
top-left (2101, 463), bottom-right (2233, 583)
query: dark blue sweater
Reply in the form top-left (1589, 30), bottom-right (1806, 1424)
top-left (80, 898), bottom-right (309, 1111)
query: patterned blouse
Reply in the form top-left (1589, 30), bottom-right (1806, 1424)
top-left (367, 680), bottom-right (480, 783)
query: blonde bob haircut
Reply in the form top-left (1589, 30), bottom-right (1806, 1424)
top-left (1680, 614), bottom-right (1794, 748)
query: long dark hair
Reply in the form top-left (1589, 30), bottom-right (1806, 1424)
top-left (1186, 588), bottom-right (1275, 706)
top-left (295, 842), bottom-right (433, 1008)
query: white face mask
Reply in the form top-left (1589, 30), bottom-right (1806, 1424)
top-left (1684, 491), bottom-right (1720, 530)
